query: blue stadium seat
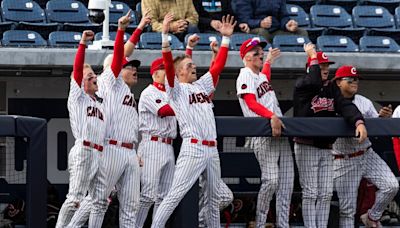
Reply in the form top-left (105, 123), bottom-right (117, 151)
top-left (287, 4), bottom-right (310, 28)
top-left (304, 27), bottom-right (325, 43)
top-left (325, 27), bottom-right (366, 44)
top-left (317, 35), bottom-right (359, 52)
top-left (62, 23), bottom-right (102, 33)
top-left (310, 5), bottom-right (353, 28)
top-left (2, 30), bottom-right (47, 47)
top-left (360, 0), bottom-right (400, 14)
top-left (353, 6), bottom-right (395, 29)
top-left (184, 33), bottom-right (222, 51)
top-left (359, 36), bottom-right (400, 52)
top-left (396, 6), bottom-right (400, 28)
top-left (135, 2), bottom-right (142, 19)
top-left (109, 2), bottom-right (137, 24)
top-left (272, 35), bottom-right (311, 52)
top-left (367, 28), bottom-right (400, 43)
top-left (321, 0), bottom-right (357, 13)
top-left (1, 0), bottom-right (46, 23)
top-left (230, 33), bottom-right (271, 51)
top-left (0, 22), bottom-right (15, 39)
top-left (46, 0), bottom-right (90, 23)
top-left (139, 32), bottom-right (184, 50)
top-left (95, 31), bottom-right (131, 42)
top-left (48, 31), bottom-right (82, 47)
top-left (287, 0), bottom-right (316, 13)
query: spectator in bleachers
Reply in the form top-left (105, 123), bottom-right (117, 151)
top-left (193, 0), bottom-right (241, 33)
top-left (142, 0), bottom-right (200, 41)
top-left (235, 0), bottom-right (308, 42)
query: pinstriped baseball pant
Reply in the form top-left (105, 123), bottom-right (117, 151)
top-left (334, 148), bottom-right (399, 227)
top-left (253, 137), bottom-right (294, 228)
top-left (151, 138), bottom-right (222, 228)
top-left (294, 143), bottom-right (333, 228)
top-left (135, 140), bottom-right (175, 228)
top-left (56, 145), bottom-right (101, 228)
top-left (66, 145), bottom-right (140, 228)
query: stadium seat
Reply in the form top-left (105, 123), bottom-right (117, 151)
top-left (135, 2), bottom-right (142, 19)
top-left (139, 32), bottom-right (184, 50)
top-left (317, 35), bottom-right (359, 52)
top-left (109, 1), bottom-right (138, 33)
top-left (184, 33), bottom-right (222, 51)
top-left (48, 31), bottom-right (82, 47)
top-left (359, 36), bottom-right (400, 52)
top-left (272, 35), bottom-right (310, 52)
top-left (46, 0), bottom-right (90, 23)
top-left (359, 0), bottom-right (400, 14)
top-left (95, 32), bottom-right (131, 42)
top-left (230, 33), bottom-right (270, 51)
top-left (304, 27), bottom-right (325, 44)
top-left (320, 0), bottom-right (357, 13)
top-left (310, 5), bottom-right (353, 28)
top-left (287, 0), bottom-right (316, 13)
top-left (353, 6), bottom-right (395, 29)
top-left (396, 6), bottom-right (400, 28)
top-left (1, 0), bottom-right (58, 38)
top-left (0, 22), bottom-right (15, 39)
top-left (367, 28), bottom-right (400, 43)
top-left (287, 4), bottom-right (310, 28)
top-left (2, 30), bottom-right (47, 47)
top-left (62, 23), bottom-right (102, 33)
top-left (325, 27), bottom-right (366, 44)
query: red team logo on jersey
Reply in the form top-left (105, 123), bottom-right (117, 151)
top-left (122, 95), bottom-right (136, 107)
top-left (310, 96), bottom-right (335, 113)
top-left (87, 106), bottom-right (104, 120)
top-left (189, 92), bottom-right (211, 104)
top-left (257, 81), bottom-right (273, 98)
top-left (241, 84), bottom-right (247, 89)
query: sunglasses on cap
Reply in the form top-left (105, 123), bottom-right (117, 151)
top-left (246, 37), bottom-right (261, 48)
top-left (341, 77), bottom-right (359, 83)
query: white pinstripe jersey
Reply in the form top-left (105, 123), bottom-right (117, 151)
top-left (138, 84), bottom-right (177, 139)
top-left (166, 72), bottom-right (216, 140)
top-left (67, 79), bottom-right (106, 145)
top-left (333, 94), bottom-right (378, 154)
top-left (97, 68), bottom-right (139, 143)
top-left (236, 67), bottom-right (283, 117)
top-left (393, 106), bottom-right (400, 118)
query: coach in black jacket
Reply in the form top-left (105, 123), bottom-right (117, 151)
top-left (293, 43), bottom-right (367, 228)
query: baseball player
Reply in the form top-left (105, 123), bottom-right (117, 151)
top-left (293, 44), bottom-right (367, 228)
top-left (332, 65), bottom-right (399, 227)
top-left (67, 11), bottom-right (143, 228)
top-left (56, 30), bottom-right (106, 228)
top-left (236, 38), bottom-right (293, 228)
top-left (393, 105), bottom-right (400, 170)
top-left (150, 13), bottom-right (236, 228)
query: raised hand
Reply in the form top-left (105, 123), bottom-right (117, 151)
top-left (80, 30), bottom-right (94, 44)
top-left (218, 14), bottom-right (237, 37)
top-left (138, 9), bottom-right (152, 30)
top-left (266, 47), bottom-right (281, 64)
top-left (187, 34), bottom-right (200, 48)
top-left (162, 13), bottom-right (174, 34)
top-left (303, 42), bottom-right (317, 59)
top-left (118, 10), bottom-right (132, 30)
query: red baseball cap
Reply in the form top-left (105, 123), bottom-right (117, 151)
top-left (150, 57), bottom-right (164, 75)
top-left (239, 37), bottom-right (267, 59)
top-left (334, 65), bottom-right (359, 80)
top-left (122, 57), bottom-right (141, 69)
top-left (306, 51), bottom-right (335, 67)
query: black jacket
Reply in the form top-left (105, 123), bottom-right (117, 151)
top-left (193, 0), bottom-right (237, 32)
top-left (293, 64), bottom-right (364, 148)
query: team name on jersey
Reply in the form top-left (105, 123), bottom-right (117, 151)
top-left (122, 94), bottom-right (136, 107)
top-left (189, 92), bottom-right (211, 104)
top-left (87, 106), bottom-right (104, 120)
top-left (257, 81), bottom-right (273, 98)
top-left (311, 96), bottom-right (334, 113)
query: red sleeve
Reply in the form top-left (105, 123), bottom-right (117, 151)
top-left (393, 137), bottom-right (400, 170)
top-left (162, 51), bottom-right (175, 87)
top-left (185, 48), bottom-right (193, 58)
top-left (158, 104), bottom-right (175, 117)
top-left (261, 61), bottom-right (271, 81)
top-left (243, 93), bottom-right (274, 119)
top-left (209, 46), bottom-right (228, 87)
top-left (111, 29), bottom-right (125, 78)
top-left (129, 28), bottom-right (142, 45)
top-left (73, 43), bottom-right (86, 86)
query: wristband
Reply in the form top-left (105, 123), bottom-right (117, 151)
top-left (162, 33), bottom-right (169, 43)
top-left (186, 45), bottom-right (193, 50)
top-left (221, 36), bottom-right (230, 46)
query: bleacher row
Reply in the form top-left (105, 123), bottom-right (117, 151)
top-left (1, 0), bottom-right (400, 52)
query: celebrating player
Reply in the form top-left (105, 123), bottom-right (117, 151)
top-left (332, 65), bottom-right (399, 227)
top-left (56, 30), bottom-right (106, 228)
top-left (236, 39), bottom-right (294, 227)
top-left (293, 44), bottom-right (367, 228)
top-left (150, 13), bottom-right (236, 228)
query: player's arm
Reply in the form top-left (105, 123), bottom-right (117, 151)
top-left (185, 34), bottom-right (200, 58)
top-left (111, 10), bottom-right (132, 78)
top-left (161, 13), bottom-right (176, 88)
top-left (124, 9), bottom-right (151, 57)
top-left (73, 31), bottom-right (94, 86)
top-left (209, 15), bottom-right (236, 87)
top-left (262, 47), bottom-right (280, 81)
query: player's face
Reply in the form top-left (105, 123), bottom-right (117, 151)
top-left (179, 58), bottom-right (197, 83)
top-left (83, 68), bottom-right (98, 95)
top-left (122, 66), bottom-right (138, 87)
top-left (246, 46), bottom-right (264, 69)
top-left (155, 69), bottom-right (166, 84)
top-left (337, 77), bottom-right (359, 95)
top-left (319, 63), bottom-right (330, 81)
